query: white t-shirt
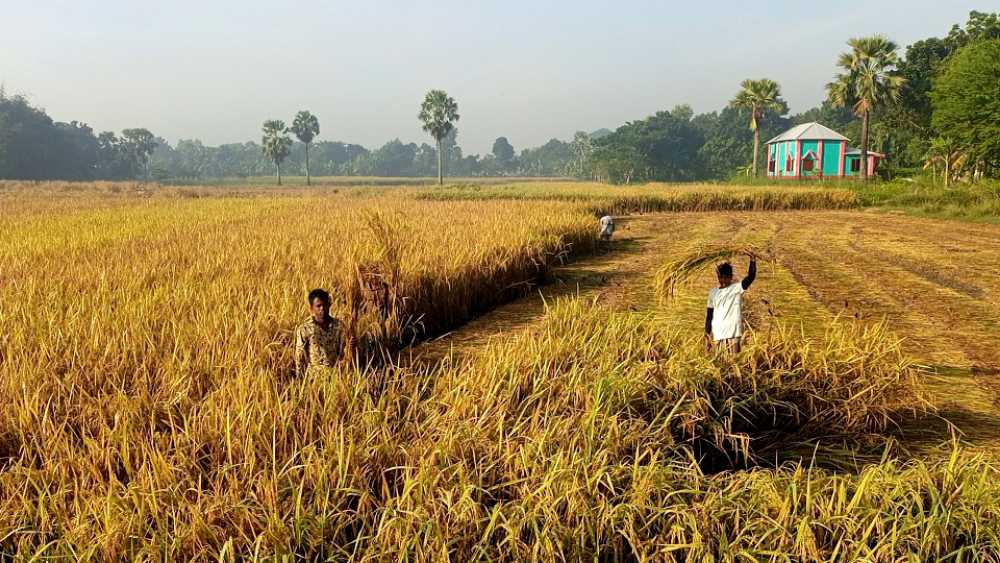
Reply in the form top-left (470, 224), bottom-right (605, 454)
top-left (599, 215), bottom-right (614, 235)
top-left (707, 282), bottom-right (745, 341)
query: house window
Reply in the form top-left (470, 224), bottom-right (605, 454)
top-left (768, 160), bottom-right (776, 173)
top-left (786, 155), bottom-right (794, 172)
top-left (850, 159), bottom-right (861, 172)
top-left (802, 157), bottom-right (814, 172)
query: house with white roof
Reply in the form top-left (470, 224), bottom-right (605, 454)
top-left (765, 122), bottom-right (884, 179)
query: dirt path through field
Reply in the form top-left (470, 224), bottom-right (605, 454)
top-left (409, 210), bottom-right (1000, 455)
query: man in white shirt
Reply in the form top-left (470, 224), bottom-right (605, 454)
top-left (705, 253), bottom-right (757, 353)
top-left (598, 215), bottom-right (615, 241)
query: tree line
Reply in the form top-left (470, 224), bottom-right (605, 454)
top-left (0, 86), bottom-right (582, 183)
top-left (1, 11), bottom-right (996, 184)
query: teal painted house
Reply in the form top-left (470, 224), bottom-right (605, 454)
top-left (765, 122), bottom-right (884, 179)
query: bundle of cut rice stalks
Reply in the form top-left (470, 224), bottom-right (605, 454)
top-left (655, 244), bottom-right (772, 303)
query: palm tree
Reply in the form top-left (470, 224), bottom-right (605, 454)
top-left (290, 111), bottom-right (320, 186)
top-left (261, 120), bottom-right (292, 186)
top-left (729, 79), bottom-right (787, 177)
top-left (827, 36), bottom-right (905, 181)
top-left (418, 90), bottom-right (460, 185)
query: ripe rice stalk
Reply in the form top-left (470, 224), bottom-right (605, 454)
top-left (0, 181), bottom-right (990, 560)
top-left (654, 244), bottom-right (771, 303)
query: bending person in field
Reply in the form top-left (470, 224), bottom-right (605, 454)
top-left (705, 253), bottom-right (757, 353)
top-left (294, 288), bottom-right (352, 375)
top-left (598, 215), bottom-right (615, 241)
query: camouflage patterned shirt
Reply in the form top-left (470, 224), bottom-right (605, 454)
top-left (294, 317), bottom-right (343, 376)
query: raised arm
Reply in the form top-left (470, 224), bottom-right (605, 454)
top-left (741, 256), bottom-right (757, 290)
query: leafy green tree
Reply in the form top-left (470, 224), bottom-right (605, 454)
top-left (670, 104), bottom-right (694, 122)
top-left (418, 90), bottom-right (459, 185)
top-left (414, 143), bottom-right (438, 176)
top-left (290, 111), bottom-right (320, 185)
top-left (95, 132), bottom-right (125, 179)
top-left (0, 91), bottom-right (106, 180)
top-left (519, 139), bottom-right (575, 177)
top-left (441, 127), bottom-right (460, 176)
top-left (590, 108), bottom-right (705, 184)
top-left (728, 79), bottom-right (787, 176)
top-left (692, 105), bottom-right (791, 180)
top-left (121, 128), bottom-right (158, 180)
top-left (569, 132), bottom-right (594, 178)
top-left (492, 137), bottom-right (515, 171)
top-left (589, 143), bottom-right (645, 184)
top-left (261, 120), bottom-right (292, 185)
top-left (174, 139), bottom-right (214, 179)
top-left (946, 10), bottom-right (1000, 50)
top-left (874, 12), bottom-right (999, 170)
top-left (931, 39), bottom-right (1000, 178)
top-left (827, 36), bottom-right (905, 181)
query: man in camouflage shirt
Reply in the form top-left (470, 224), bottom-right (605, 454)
top-left (294, 288), bottom-right (349, 375)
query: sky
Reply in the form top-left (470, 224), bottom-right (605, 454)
top-left (1, 0), bottom-right (991, 155)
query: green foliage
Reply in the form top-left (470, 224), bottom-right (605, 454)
top-left (728, 78), bottom-right (788, 176)
top-left (589, 106), bottom-right (705, 184)
top-left (828, 36), bottom-right (905, 117)
top-left (729, 79), bottom-right (787, 133)
top-left (827, 35), bottom-right (904, 180)
top-left (931, 39), bottom-right (1000, 174)
top-left (693, 107), bottom-right (788, 180)
top-left (289, 110), bottom-right (320, 145)
top-left (418, 90), bottom-right (460, 184)
top-left (5, 11), bottom-right (1000, 185)
top-left (261, 119), bottom-right (292, 184)
top-left (852, 177), bottom-right (1000, 221)
top-left (876, 11), bottom-right (1000, 170)
top-left (351, 139), bottom-right (419, 176)
top-left (567, 131), bottom-right (594, 178)
top-left (418, 90), bottom-right (459, 142)
top-left (945, 10), bottom-right (1000, 50)
top-left (290, 110), bottom-right (321, 184)
top-left (0, 91), bottom-right (106, 180)
top-left (519, 138), bottom-right (574, 177)
top-left (491, 136), bottom-right (515, 165)
top-left (120, 128), bottom-right (158, 180)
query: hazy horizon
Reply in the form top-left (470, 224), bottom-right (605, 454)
top-left (2, 1), bottom-right (990, 155)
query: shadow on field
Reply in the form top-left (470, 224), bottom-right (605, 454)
top-left (893, 407), bottom-right (1000, 452)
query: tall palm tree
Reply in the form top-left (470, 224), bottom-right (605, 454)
top-left (729, 79), bottom-right (787, 177)
top-left (418, 90), bottom-right (459, 185)
top-left (261, 120), bottom-right (292, 186)
top-left (290, 111), bottom-right (320, 186)
top-left (827, 36), bottom-right (905, 181)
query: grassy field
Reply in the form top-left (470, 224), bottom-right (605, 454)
top-left (721, 175), bottom-right (1000, 223)
top-left (2, 180), bottom-right (1000, 560)
top-left (857, 178), bottom-right (1000, 222)
top-left (157, 175), bottom-right (573, 187)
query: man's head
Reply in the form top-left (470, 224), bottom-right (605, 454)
top-left (716, 262), bottom-right (734, 287)
top-left (307, 288), bottom-right (331, 321)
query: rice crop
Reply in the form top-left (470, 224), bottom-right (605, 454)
top-left (0, 295), bottom-right (959, 560)
top-left (0, 190), bottom-right (595, 358)
top-left (416, 182), bottom-right (860, 215)
top-left (0, 181), bottom-right (992, 560)
top-left (654, 244), bottom-right (767, 301)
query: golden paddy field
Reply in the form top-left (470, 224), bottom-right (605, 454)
top-left (2, 181), bottom-right (1000, 561)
